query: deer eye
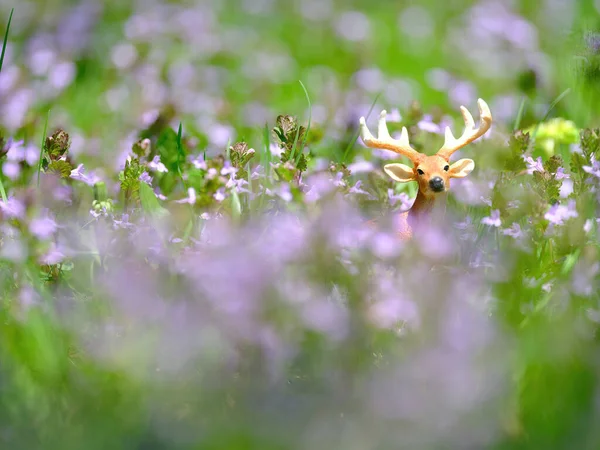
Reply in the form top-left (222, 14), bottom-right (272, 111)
top-left (444, 165), bottom-right (450, 171)
top-left (417, 169), bottom-right (425, 175)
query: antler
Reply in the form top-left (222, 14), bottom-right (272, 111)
top-left (436, 98), bottom-right (492, 160)
top-left (359, 110), bottom-right (423, 163)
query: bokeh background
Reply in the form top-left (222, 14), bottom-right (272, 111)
top-left (1, 1), bottom-right (600, 449)
top-left (2, 0), bottom-right (600, 164)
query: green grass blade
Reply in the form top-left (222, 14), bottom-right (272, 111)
top-left (296, 80), bottom-right (312, 165)
top-left (343, 92), bottom-right (381, 163)
top-left (176, 122), bottom-right (184, 181)
top-left (0, 8), bottom-right (15, 203)
top-left (262, 122), bottom-right (272, 181)
top-left (230, 188), bottom-right (242, 223)
top-left (0, 8), bottom-right (14, 73)
top-left (513, 97), bottom-right (527, 131)
top-left (289, 120), bottom-right (302, 162)
top-left (37, 109), bottom-right (50, 187)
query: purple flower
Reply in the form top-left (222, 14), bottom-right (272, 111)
top-left (0, 196), bottom-right (25, 219)
top-left (70, 164), bottom-right (101, 186)
top-left (388, 189), bottom-right (412, 210)
top-left (560, 178), bottom-right (574, 198)
top-left (265, 183), bottom-right (292, 202)
top-left (175, 187), bottom-right (197, 205)
top-left (370, 148), bottom-right (400, 160)
top-left (226, 176), bottom-right (250, 194)
top-left (571, 261), bottom-right (599, 296)
top-left (554, 167), bottom-right (569, 180)
top-left (2, 161), bottom-right (20, 180)
top-left (332, 172), bottom-right (346, 187)
top-left (0, 237), bottom-right (26, 262)
top-left (544, 200), bottom-right (578, 225)
top-left (206, 168), bottom-right (219, 180)
top-left (524, 155), bottom-right (544, 174)
top-left (415, 223), bottom-right (456, 259)
top-left (348, 180), bottom-right (372, 197)
top-left (29, 214), bottom-right (57, 240)
top-left (18, 285), bottom-right (40, 312)
top-left (113, 214), bottom-right (135, 229)
top-left (347, 160), bottom-right (374, 173)
top-left (502, 222), bottom-right (522, 238)
top-left (190, 154), bottom-right (207, 170)
top-left (269, 142), bottom-right (283, 157)
top-left (148, 155), bottom-right (168, 173)
top-left (303, 173), bottom-right (336, 203)
top-left (367, 271), bottom-right (419, 329)
top-left (2, 138), bottom-right (24, 156)
top-left (369, 231), bottom-right (403, 259)
top-left (417, 114), bottom-right (442, 134)
top-left (41, 242), bottom-right (65, 265)
top-left (214, 188), bottom-right (226, 202)
top-left (6, 140), bottom-right (38, 166)
top-left (139, 171), bottom-right (153, 185)
top-left (481, 209), bottom-right (501, 227)
top-left (386, 108), bottom-right (403, 122)
top-left (221, 163), bottom-right (238, 176)
top-left (570, 143), bottom-right (582, 154)
top-left (583, 154), bottom-right (600, 178)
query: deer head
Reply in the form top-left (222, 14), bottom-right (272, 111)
top-left (359, 99), bottom-right (492, 200)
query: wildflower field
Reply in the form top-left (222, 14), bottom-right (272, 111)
top-left (2, 0), bottom-right (600, 448)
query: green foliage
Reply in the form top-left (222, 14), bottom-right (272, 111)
top-left (131, 138), bottom-right (151, 159)
top-left (46, 159), bottom-right (73, 179)
top-left (139, 181), bottom-right (169, 219)
top-left (504, 130), bottom-right (530, 172)
top-left (529, 156), bottom-right (564, 205)
top-left (4, 3), bottom-right (600, 448)
top-left (273, 115), bottom-right (309, 173)
top-left (580, 128), bottom-right (600, 157)
top-left (119, 157), bottom-right (144, 204)
top-left (44, 130), bottom-right (71, 161)
top-left (229, 141), bottom-right (255, 180)
top-left (157, 127), bottom-right (182, 172)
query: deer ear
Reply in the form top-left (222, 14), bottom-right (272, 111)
top-left (383, 163), bottom-right (415, 182)
top-left (449, 158), bottom-right (475, 178)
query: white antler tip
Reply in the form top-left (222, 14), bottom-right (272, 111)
top-left (477, 98), bottom-right (491, 112)
top-left (359, 116), bottom-right (366, 125)
top-left (379, 110), bottom-right (387, 118)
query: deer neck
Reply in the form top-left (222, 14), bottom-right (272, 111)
top-left (407, 189), bottom-right (447, 227)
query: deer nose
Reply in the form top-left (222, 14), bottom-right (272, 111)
top-left (429, 176), bottom-right (445, 192)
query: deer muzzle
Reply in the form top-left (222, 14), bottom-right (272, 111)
top-left (429, 176), bottom-right (445, 192)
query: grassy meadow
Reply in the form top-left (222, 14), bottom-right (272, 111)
top-left (1, 0), bottom-right (600, 449)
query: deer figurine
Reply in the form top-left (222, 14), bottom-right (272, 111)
top-left (360, 98), bottom-right (493, 240)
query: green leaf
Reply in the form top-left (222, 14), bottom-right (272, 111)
top-left (45, 130), bottom-right (71, 160)
top-left (47, 159), bottom-right (73, 178)
top-left (139, 181), bottom-right (169, 219)
top-left (230, 189), bottom-right (242, 221)
top-left (119, 158), bottom-right (144, 202)
top-left (157, 127), bottom-right (180, 171)
top-left (560, 249), bottom-right (581, 276)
